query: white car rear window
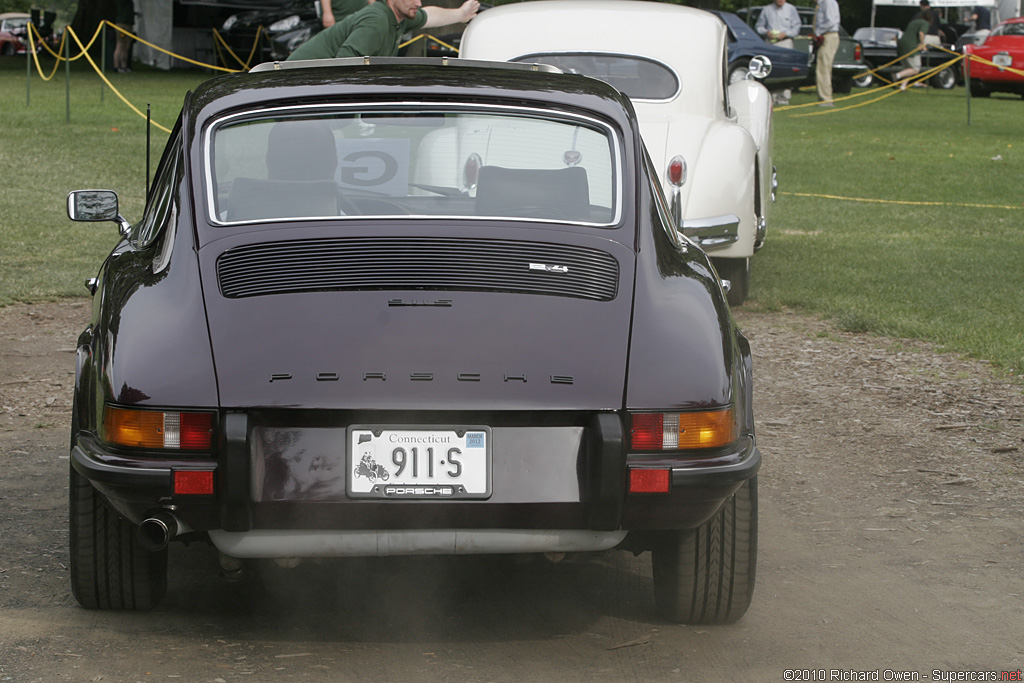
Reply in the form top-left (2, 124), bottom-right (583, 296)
top-left (512, 53), bottom-right (680, 101)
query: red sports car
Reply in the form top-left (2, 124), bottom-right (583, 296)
top-left (0, 12), bottom-right (31, 56)
top-left (963, 17), bottom-right (1024, 97)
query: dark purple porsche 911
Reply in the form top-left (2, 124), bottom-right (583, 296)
top-left (66, 57), bottom-right (760, 623)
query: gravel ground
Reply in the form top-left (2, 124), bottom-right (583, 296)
top-left (1, 301), bottom-right (1022, 682)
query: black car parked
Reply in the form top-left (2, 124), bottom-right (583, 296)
top-left (851, 26), bottom-right (959, 89)
top-left (217, 0), bottom-right (320, 66)
top-left (66, 57), bottom-right (760, 623)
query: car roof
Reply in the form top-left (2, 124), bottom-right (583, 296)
top-left (465, 0), bottom-right (723, 62)
top-left (461, 0), bottom-right (725, 100)
top-left (186, 57), bottom-right (641, 141)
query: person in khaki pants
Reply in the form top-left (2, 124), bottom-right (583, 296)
top-left (813, 0), bottom-right (841, 106)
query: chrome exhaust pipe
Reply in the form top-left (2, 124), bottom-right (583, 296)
top-left (137, 511), bottom-right (179, 552)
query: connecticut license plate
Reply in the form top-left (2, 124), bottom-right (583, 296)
top-left (347, 426), bottom-right (491, 499)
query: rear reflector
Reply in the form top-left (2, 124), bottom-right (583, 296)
top-left (174, 470), bottom-right (215, 495)
top-left (629, 469), bottom-right (671, 494)
top-left (103, 406), bottom-right (213, 450)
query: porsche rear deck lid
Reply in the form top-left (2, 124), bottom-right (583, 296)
top-left (249, 56), bottom-right (563, 75)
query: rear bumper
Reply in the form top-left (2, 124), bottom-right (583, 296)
top-left (71, 412), bottom-right (760, 550)
top-left (832, 63), bottom-right (869, 76)
top-left (209, 528), bottom-right (629, 558)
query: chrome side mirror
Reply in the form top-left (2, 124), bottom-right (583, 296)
top-left (747, 56), bottom-right (773, 80)
top-left (67, 190), bottom-right (130, 235)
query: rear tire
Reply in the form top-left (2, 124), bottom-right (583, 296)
top-left (651, 476), bottom-right (758, 624)
top-left (853, 71), bottom-right (874, 88)
top-left (69, 465), bottom-right (168, 610)
top-left (930, 67), bottom-right (956, 90)
top-left (970, 80), bottom-right (990, 97)
top-left (714, 257), bottom-right (751, 307)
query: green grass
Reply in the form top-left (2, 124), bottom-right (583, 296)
top-left (0, 58), bottom-right (209, 302)
top-left (1, 57), bottom-right (1022, 375)
top-left (751, 85), bottom-right (1024, 375)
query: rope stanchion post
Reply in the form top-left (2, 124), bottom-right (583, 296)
top-left (65, 31), bottom-right (71, 123)
top-left (26, 24), bottom-right (31, 107)
top-left (966, 52), bottom-right (972, 126)
top-left (100, 24), bottom-right (106, 102)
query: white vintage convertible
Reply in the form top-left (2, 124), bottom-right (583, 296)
top-left (460, 0), bottom-right (775, 305)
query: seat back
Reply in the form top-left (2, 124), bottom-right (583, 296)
top-left (266, 119), bottom-right (339, 181)
top-left (224, 120), bottom-right (342, 221)
top-left (475, 165), bottom-right (591, 222)
top-left (225, 178), bottom-right (341, 221)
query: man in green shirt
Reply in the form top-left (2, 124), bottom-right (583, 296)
top-left (894, 13), bottom-right (931, 90)
top-left (289, 0), bottom-right (480, 60)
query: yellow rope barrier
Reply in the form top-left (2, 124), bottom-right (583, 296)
top-left (65, 26), bottom-right (172, 133)
top-left (398, 33), bottom-right (460, 53)
top-left (780, 42), bottom-right (1024, 117)
top-left (781, 191), bottom-right (1022, 211)
top-left (103, 21), bottom-right (238, 73)
top-left (26, 23), bottom-right (66, 81)
top-left (212, 26), bottom-right (265, 70)
top-left (779, 49), bottom-right (965, 116)
top-left (25, 19), bottom-right (247, 74)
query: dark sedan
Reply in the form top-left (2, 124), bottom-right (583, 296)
top-left (852, 26), bottom-right (958, 89)
top-left (713, 10), bottom-right (811, 90)
top-left (66, 57), bottom-right (760, 623)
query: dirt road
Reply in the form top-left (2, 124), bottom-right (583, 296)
top-left (1, 302), bottom-right (1022, 682)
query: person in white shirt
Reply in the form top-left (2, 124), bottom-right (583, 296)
top-left (756, 0), bottom-right (802, 103)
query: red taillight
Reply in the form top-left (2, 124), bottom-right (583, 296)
top-left (174, 470), bottom-right (215, 495)
top-left (667, 155), bottom-right (687, 186)
top-left (629, 468), bottom-right (671, 494)
top-left (630, 413), bottom-right (665, 450)
top-left (855, 43), bottom-right (862, 61)
top-left (179, 412), bottom-right (213, 450)
top-left (630, 410), bottom-right (737, 450)
top-left (103, 406), bottom-right (214, 450)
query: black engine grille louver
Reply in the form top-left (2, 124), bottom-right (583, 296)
top-left (217, 237), bottom-right (619, 301)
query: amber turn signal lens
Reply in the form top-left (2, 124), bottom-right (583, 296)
top-left (678, 409), bottom-right (737, 449)
top-left (104, 406), bottom-right (165, 448)
top-left (630, 409), bottom-right (736, 450)
top-left (103, 406), bottom-right (213, 450)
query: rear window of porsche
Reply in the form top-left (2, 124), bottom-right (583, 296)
top-left (512, 53), bottom-right (679, 101)
top-left (205, 105), bottom-right (622, 227)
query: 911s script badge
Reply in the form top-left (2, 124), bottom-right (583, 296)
top-left (529, 263), bottom-right (569, 273)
